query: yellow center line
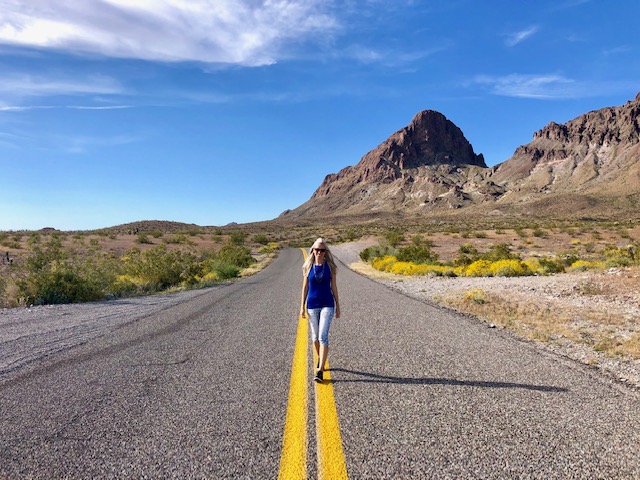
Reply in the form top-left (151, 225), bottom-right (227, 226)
top-left (278, 314), bottom-right (309, 480)
top-left (278, 248), bottom-right (348, 479)
top-left (315, 358), bottom-right (349, 480)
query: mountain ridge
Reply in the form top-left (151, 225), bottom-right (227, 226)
top-left (282, 92), bottom-right (640, 220)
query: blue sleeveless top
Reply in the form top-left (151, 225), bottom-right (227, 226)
top-left (307, 262), bottom-right (334, 309)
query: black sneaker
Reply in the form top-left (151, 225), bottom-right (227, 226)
top-left (314, 370), bottom-right (323, 383)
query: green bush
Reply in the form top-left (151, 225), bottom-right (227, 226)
top-left (252, 234), bottom-right (270, 245)
top-left (120, 245), bottom-right (198, 291)
top-left (603, 245), bottom-right (633, 267)
top-left (211, 262), bottom-right (241, 280)
top-left (216, 244), bottom-right (254, 268)
top-left (396, 243), bottom-right (438, 264)
top-left (16, 237), bottom-right (117, 305)
top-left (136, 233), bottom-right (152, 244)
top-left (384, 229), bottom-right (404, 247)
top-left (360, 245), bottom-right (394, 262)
top-left (481, 243), bottom-right (520, 262)
top-left (538, 257), bottom-right (565, 274)
top-left (229, 232), bottom-right (247, 245)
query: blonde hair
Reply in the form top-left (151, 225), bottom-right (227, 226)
top-left (302, 237), bottom-right (337, 277)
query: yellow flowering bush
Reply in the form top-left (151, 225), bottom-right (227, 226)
top-left (523, 258), bottom-right (543, 274)
top-left (568, 260), bottom-right (605, 271)
top-left (463, 260), bottom-right (493, 277)
top-left (372, 255), bottom-right (398, 272)
top-left (489, 259), bottom-right (528, 277)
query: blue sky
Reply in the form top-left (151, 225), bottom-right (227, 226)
top-left (1, 0), bottom-right (639, 231)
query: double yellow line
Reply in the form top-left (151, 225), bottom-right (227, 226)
top-left (277, 251), bottom-right (348, 480)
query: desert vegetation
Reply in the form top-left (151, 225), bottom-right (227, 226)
top-left (0, 226), bottom-right (278, 308)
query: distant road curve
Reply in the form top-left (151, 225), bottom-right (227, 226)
top-left (1, 248), bottom-right (639, 478)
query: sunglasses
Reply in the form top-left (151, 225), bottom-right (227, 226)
top-left (314, 248), bottom-right (326, 253)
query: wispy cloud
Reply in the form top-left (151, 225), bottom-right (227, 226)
top-left (504, 26), bottom-right (540, 47)
top-left (0, 74), bottom-right (124, 97)
top-left (62, 134), bottom-right (143, 154)
top-left (469, 73), bottom-right (638, 99)
top-left (0, 0), bottom-right (337, 66)
top-left (0, 104), bottom-right (132, 112)
top-left (470, 74), bottom-right (576, 99)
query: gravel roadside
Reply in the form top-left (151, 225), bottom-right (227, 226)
top-left (0, 287), bottom-right (222, 381)
top-left (330, 240), bottom-right (640, 390)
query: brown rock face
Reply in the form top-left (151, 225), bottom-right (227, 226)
top-left (492, 92), bottom-right (640, 201)
top-left (285, 111), bottom-right (490, 217)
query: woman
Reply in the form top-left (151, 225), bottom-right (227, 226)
top-left (300, 238), bottom-right (341, 383)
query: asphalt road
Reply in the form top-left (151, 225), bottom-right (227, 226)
top-left (2, 248), bottom-right (640, 479)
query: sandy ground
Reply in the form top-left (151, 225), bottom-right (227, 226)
top-left (330, 240), bottom-right (640, 390)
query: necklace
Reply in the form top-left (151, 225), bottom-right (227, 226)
top-left (313, 263), bottom-right (325, 281)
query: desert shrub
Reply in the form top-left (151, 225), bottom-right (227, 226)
top-left (454, 243), bottom-right (479, 266)
top-left (523, 258), bottom-right (543, 274)
top-left (216, 243), bottom-right (254, 268)
top-left (388, 261), bottom-right (416, 275)
top-left (252, 234), bottom-right (270, 245)
top-left (229, 231), bottom-right (247, 245)
top-left (371, 256), bottom-right (454, 277)
top-left (602, 245), bottom-right (633, 267)
top-left (464, 260), bottom-right (493, 277)
top-left (371, 255), bottom-right (397, 272)
top-left (136, 233), bottom-right (152, 244)
top-left (459, 243), bottom-right (478, 255)
top-left (557, 252), bottom-right (581, 267)
top-left (360, 245), bottom-right (394, 262)
top-left (410, 264), bottom-right (455, 277)
top-left (463, 288), bottom-right (487, 305)
top-left (539, 257), bottom-right (565, 274)
top-left (568, 260), bottom-right (605, 272)
top-left (384, 229), bottom-right (404, 247)
top-left (212, 262), bottom-right (241, 279)
top-left (259, 242), bottom-right (280, 254)
top-left (481, 243), bottom-right (520, 262)
top-left (342, 228), bottom-right (358, 242)
top-left (120, 245), bottom-right (198, 291)
top-left (163, 233), bottom-right (194, 245)
top-left (489, 259), bottom-right (528, 277)
top-left (16, 238), bottom-right (117, 304)
top-left (514, 228), bottom-right (528, 238)
top-left (396, 241), bottom-right (438, 264)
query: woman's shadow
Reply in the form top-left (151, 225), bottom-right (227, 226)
top-left (328, 368), bottom-right (568, 392)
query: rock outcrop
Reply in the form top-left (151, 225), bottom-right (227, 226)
top-left (284, 110), bottom-right (495, 217)
top-left (492, 92), bottom-right (640, 203)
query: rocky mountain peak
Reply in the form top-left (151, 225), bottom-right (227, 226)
top-left (361, 110), bottom-right (486, 172)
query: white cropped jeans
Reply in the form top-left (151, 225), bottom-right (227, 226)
top-left (307, 307), bottom-right (335, 347)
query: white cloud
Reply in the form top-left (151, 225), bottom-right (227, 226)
top-left (504, 26), bottom-right (539, 47)
top-left (0, 104), bottom-right (132, 111)
top-left (0, 0), bottom-right (337, 66)
top-left (471, 74), bottom-right (576, 99)
top-left (0, 74), bottom-right (124, 97)
top-left (470, 73), bottom-right (639, 100)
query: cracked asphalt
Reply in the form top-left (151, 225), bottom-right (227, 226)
top-left (1, 248), bottom-right (640, 479)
